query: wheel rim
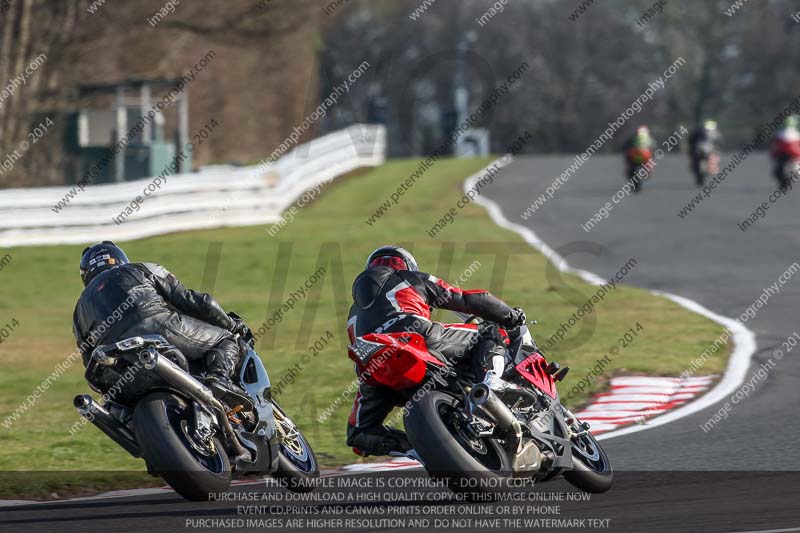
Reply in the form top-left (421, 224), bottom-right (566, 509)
top-left (273, 403), bottom-right (316, 473)
top-left (165, 402), bottom-right (225, 474)
top-left (572, 432), bottom-right (610, 473)
top-left (438, 398), bottom-right (507, 473)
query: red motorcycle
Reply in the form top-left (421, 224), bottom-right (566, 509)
top-left (626, 147), bottom-right (654, 192)
top-left (771, 137), bottom-right (800, 191)
top-left (348, 315), bottom-right (613, 495)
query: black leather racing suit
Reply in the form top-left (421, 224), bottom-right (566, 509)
top-left (345, 265), bottom-right (518, 456)
top-left (72, 262), bottom-right (239, 377)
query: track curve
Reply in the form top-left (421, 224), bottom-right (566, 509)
top-left (3, 153), bottom-right (800, 532)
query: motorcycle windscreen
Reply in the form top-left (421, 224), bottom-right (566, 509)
top-left (351, 333), bottom-right (445, 390)
top-left (515, 352), bottom-right (557, 399)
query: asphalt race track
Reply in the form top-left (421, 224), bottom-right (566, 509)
top-left (3, 154), bottom-right (800, 533)
top-left (488, 154), bottom-right (800, 473)
top-left (2, 471), bottom-right (800, 532)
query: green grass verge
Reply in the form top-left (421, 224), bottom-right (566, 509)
top-left (0, 157), bottom-right (730, 498)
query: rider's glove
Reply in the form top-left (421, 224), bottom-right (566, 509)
top-left (505, 307), bottom-right (526, 328)
top-left (229, 316), bottom-right (247, 336)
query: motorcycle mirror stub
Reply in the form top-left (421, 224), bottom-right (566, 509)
top-left (545, 361), bottom-right (569, 381)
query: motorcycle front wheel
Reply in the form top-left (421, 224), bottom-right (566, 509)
top-left (270, 401), bottom-right (320, 492)
top-left (563, 430), bottom-right (613, 493)
top-left (695, 160), bottom-right (707, 186)
top-left (628, 166), bottom-right (644, 192)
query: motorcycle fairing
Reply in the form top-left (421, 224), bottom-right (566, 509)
top-left (237, 347), bottom-right (278, 472)
top-left (515, 352), bottom-right (557, 399)
top-left (347, 332), bottom-right (445, 390)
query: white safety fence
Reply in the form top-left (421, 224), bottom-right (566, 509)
top-left (0, 124), bottom-right (386, 247)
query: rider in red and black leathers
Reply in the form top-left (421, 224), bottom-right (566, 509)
top-left (770, 116), bottom-right (800, 190)
top-left (345, 246), bottom-right (524, 457)
top-left (623, 126), bottom-right (655, 191)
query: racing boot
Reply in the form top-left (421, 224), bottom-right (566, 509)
top-left (203, 339), bottom-right (253, 411)
top-left (347, 426), bottom-right (412, 458)
top-left (204, 374), bottom-right (254, 412)
top-left (482, 355), bottom-right (537, 406)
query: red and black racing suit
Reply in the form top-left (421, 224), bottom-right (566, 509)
top-left (623, 135), bottom-right (655, 183)
top-left (345, 265), bottom-right (519, 456)
top-left (770, 129), bottom-right (800, 189)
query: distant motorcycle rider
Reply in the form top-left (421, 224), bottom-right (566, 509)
top-left (72, 241), bottom-right (249, 405)
top-left (623, 126), bottom-right (656, 191)
top-left (345, 246), bottom-right (526, 457)
top-left (689, 119), bottom-right (722, 185)
top-left (770, 115), bottom-right (800, 191)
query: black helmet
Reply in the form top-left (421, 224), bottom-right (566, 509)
top-left (365, 246), bottom-right (418, 271)
top-left (80, 241), bottom-right (129, 286)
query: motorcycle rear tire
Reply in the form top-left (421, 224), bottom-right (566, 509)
top-left (133, 392), bottom-right (232, 501)
top-left (405, 390), bottom-right (515, 496)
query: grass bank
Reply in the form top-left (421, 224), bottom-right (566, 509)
top-left (0, 157), bottom-right (729, 498)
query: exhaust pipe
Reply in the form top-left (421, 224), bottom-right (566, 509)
top-left (74, 395), bottom-right (141, 458)
top-left (468, 383), bottom-right (522, 455)
top-left (468, 384), bottom-right (543, 474)
top-left (138, 348), bottom-right (250, 460)
top-left (469, 383), bottom-right (517, 430)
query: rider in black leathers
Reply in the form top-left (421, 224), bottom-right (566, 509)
top-left (72, 241), bottom-right (248, 403)
top-left (345, 246), bottom-right (526, 457)
top-left (688, 119), bottom-right (722, 183)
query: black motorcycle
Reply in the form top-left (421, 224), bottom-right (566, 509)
top-left (691, 140), bottom-right (720, 187)
top-left (776, 157), bottom-right (800, 192)
top-left (74, 313), bottom-right (319, 501)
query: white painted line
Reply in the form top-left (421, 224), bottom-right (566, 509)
top-left (602, 386), bottom-right (707, 394)
top-left (598, 292), bottom-right (755, 439)
top-left (573, 410), bottom-right (662, 418)
top-left (9, 159), bottom-right (759, 506)
top-left (464, 160), bottom-right (758, 441)
top-left (610, 376), bottom-right (713, 386)
top-left (584, 402), bottom-right (677, 411)
top-left (341, 458), bottom-right (423, 473)
top-left (578, 422), bottom-right (618, 432)
top-left (572, 375), bottom-right (712, 432)
top-left (592, 393), bottom-right (696, 402)
top-left (578, 415), bottom-right (648, 423)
